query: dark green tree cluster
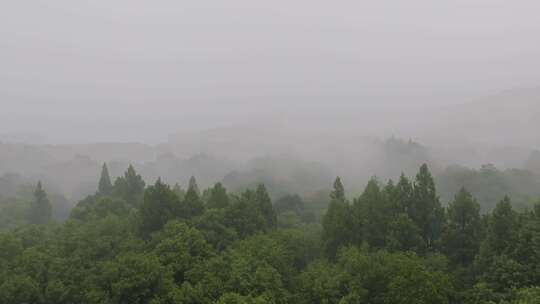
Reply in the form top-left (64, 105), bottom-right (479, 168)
top-left (28, 181), bottom-right (52, 225)
top-left (436, 163), bottom-right (540, 212)
top-left (0, 180), bottom-right (70, 230)
top-left (322, 164), bottom-right (540, 303)
top-left (273, 194), bottom-right (316, 228)
top-left (1, 163), bottom-right (540, 303)
top-left (323, 165), bottom-right (446, 257)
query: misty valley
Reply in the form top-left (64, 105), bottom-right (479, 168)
top-left (3, 1), bottom-right (540, 303)
top-left (2, 136), bottom-right (540, 303)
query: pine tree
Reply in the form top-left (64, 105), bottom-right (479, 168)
top-left (323, 177), bottom-right (357, 258)
top-left (114, 165), bottom-right (146, 206)
top-left (395, 173), bottom-right (414, 214)
top-left (353, 178), bottom-right (390, 248)
top-left (255, 184), bottom-right (277, 229)
top-left (139, 178), bottom-right (181, 236)
top-left (207, 182), bottom-right (229, 209)
top-left (28, 181), bottom-right (52, 224)
top-left (441, 187), bottom-right (482, 265)
top-left (386, 213), bottom-right (425, 253)
top-left (411, 164), bottom-right (445, 249)
top-left (188, 176), bottom-right (200, 196)
top-left (98, 163), bottom-right (113, 196)
top-left (182, 177), bottom-right (204, 218)
top-left (330, 177), bottom-right (345, 202)
top-left (485, 196), bottom-right (518, 256)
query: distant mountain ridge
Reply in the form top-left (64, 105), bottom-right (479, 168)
top-left (429, 87), bottom-right (540, 147)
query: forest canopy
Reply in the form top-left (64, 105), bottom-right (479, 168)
top-left (1, 163), bottom-right (540, 304)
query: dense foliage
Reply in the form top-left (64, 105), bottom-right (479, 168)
top-left (1, 164), bottom-right (540, 303)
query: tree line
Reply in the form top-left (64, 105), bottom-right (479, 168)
top-left (1, 163), bottom-right (540, 303)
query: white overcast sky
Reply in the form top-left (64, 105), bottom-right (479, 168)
top-left (1, 0), bottom-right (539, 143)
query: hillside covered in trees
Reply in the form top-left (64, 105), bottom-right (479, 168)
top-left (3, 0), bottom-right (540, 302)
top-left (2, 137), bottom-right (540, 222)
top-left (1, 163), bottom-right (540, 304)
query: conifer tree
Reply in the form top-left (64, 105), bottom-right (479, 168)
top-left (323, 177), bottom-right (357, 258)
top-left (207, 182), bottom-right (229, 209)
top-left (395, 173), bottom-right (414, 214)
top-left (28, 181), bottom-right (52, 224)
top-left (98, 163), bottom-right (113, 196)
top-left (255, 184), bottom-right (277, 229)
top-left (330, 177), bottom-right (345, 202)
top-left (411, 164), bottom-right (445, 249)
top-left (188, 176), bottom-right (200, 196)
top-left (182, 177), bottom-right (204, 218)
top-left (354, 178), bottom-right (391, 248)
top-left (386, 213), bottom-right (425, 253)
top-left (114, 165), bottom-right (145, 206)
top-left (485, 196), bottom-right (518, 256)
top-left (441, 187), bottom-right (482, 265)
top-left (139, 178), bottom-right (181, 236)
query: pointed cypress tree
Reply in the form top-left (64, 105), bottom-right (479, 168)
top-left (182, 177), bottom-right (204, 218)
top-left (255, 184), bottom-right (277, 229)
top-left (188, 176), bottom-right (200, 196)
top-left (207, 182), bottom-right (229, 209)
top-left (396, 173), bottom-right (414, 214)
top-left (28, 181), bottom-right (52, 225)
top-left (114, 165), bottom-right (146, 206)
top-left (412, 164), bottom-right (445, 249)
top-left (139, 178), bottom-right (182, 237)
top-left (323, 177), bottom-right (356, 258)
top-left (485, 196), bottom-right (518, 256)
top-left (354, 177), bottom-right (391, 248)
top-left (441, 187), bottom-right (482, 265)
top-left (330, 177), bottom-right (345, 202)
top-left (98, 163), bottom-right (113, 196)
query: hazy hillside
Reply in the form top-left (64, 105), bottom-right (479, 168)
top-left (41, 142), bottom-right (155, 163)
top-left (452, 87), bottom-right (540, 149)
top-left (422, 87), bottom-right (540, 168)
top-left (1, 88), bottom-right (539, 208)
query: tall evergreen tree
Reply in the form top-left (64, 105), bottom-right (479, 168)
top-left (255, 184), bottom-right (277, 229)
top-left (114, 165), bottom-right (146, 206)
top-left (353, 178), bottom-right (390, 248)
top-left (441, 187), bottom-right (482, 265)
top-left (28, 181), bottom-right (52, 225)
top-left (386, 213), bottom-right (425, 253)
top-left (98, 163), bottom-right (113, 196)
top-left (182, 177), bottom-right (204, 218)
top-left (139, 178), bottom-right (181, 236)
top-left (484, 196), bottom-right (518, 256)
top-left (223, 188), bottom-right (267, 238)
top-left (323, 177), bottom-right (357, 258)
top-left (274, 194), bottom-right (305, 215)
top-left (330, 177), bottom-right (345, 202)
top-left (395, 173), bottom-right (414, 214)
top-left (207, 182), bottom-right (229, 209)
top-left (188, 176), bottom-right (200, 196)
top-left (411, 164), bottom-right (445, 249)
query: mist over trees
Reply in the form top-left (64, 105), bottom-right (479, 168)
top-left (2, 162), bottom-right (540, 303)
top-left (2, 1), bottom-right (540, 301)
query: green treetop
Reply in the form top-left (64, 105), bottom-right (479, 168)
top-left (442, 187), bottom-right (482, 265)
top-left (98, 163), bottom-right (113, 196)
top-left (412, 164), bottom-right (445, 249)
top-left (207, 182), bottom-right (229, 209)
top-left (28, 181), bottom-right (52, 225)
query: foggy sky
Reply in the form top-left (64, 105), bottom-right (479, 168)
top-left (1, 0), bottom-right (540, 143)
